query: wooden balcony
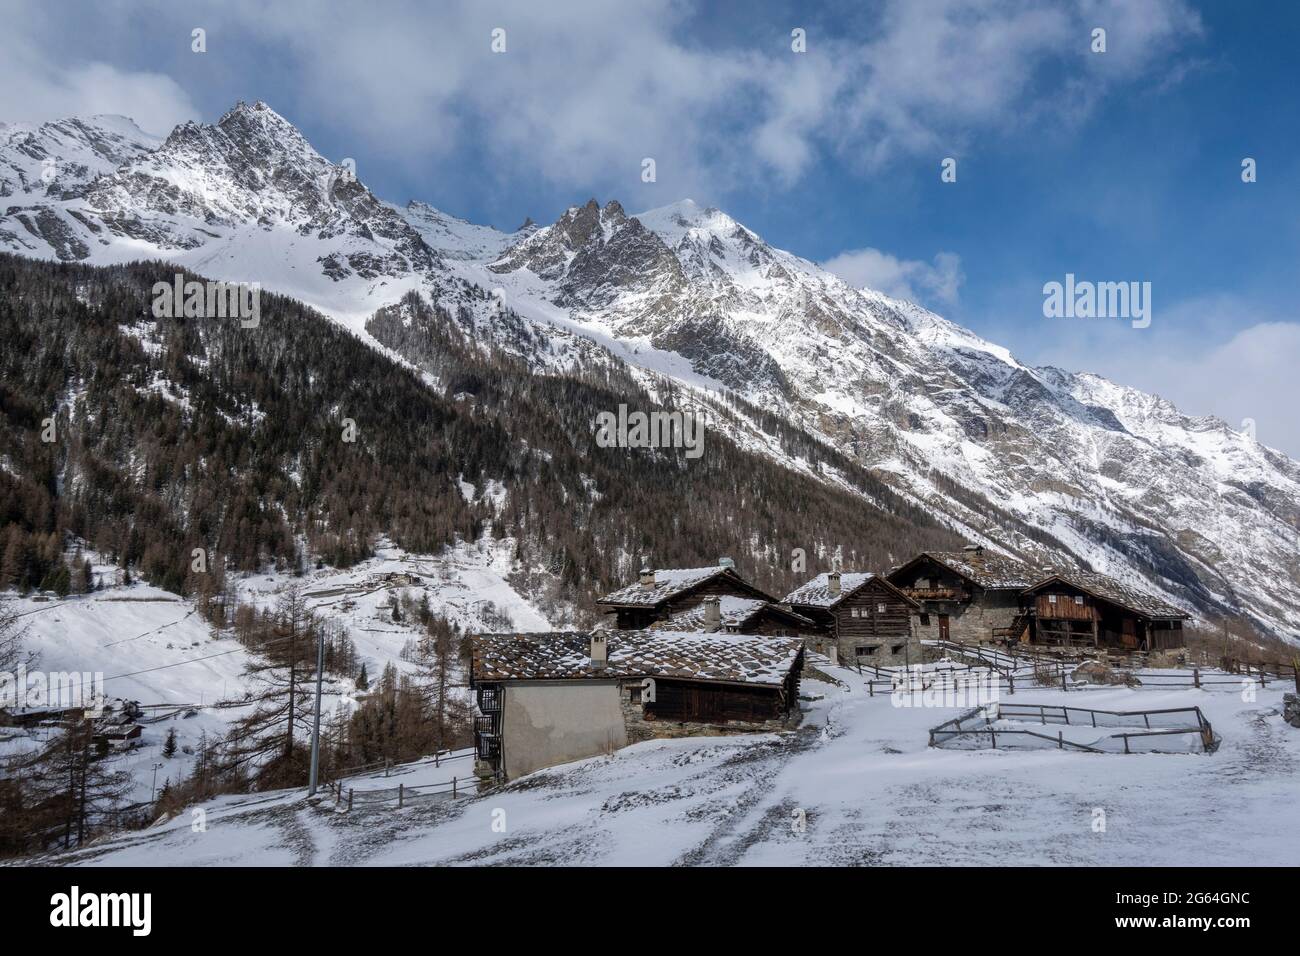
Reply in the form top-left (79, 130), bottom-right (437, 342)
top-left (903, 587), bottom-right (969, 602)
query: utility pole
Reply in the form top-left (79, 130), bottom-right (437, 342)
top-left (308, 626), bottom-right (325, 796)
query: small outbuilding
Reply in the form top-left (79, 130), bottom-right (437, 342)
top-left (470, 629), bottom-right (804, 779)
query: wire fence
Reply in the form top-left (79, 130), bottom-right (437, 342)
top-left (328, 772), bottom-right (478, 812)
top-left (929, 703), bottom-right (1218, 754)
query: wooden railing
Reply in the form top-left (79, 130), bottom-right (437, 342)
top-left (903, 587), bottom-right (968, 601)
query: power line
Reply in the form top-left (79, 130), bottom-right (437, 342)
top-left (100, 628), bottom-right (311, 683)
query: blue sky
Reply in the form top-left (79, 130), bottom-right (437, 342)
top-left (4, 0), bottom-right (1297, 454)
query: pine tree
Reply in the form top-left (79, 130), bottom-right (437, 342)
top-left (26, 721), bottom-right (132, 850)
top-left (0, 595), bottom-right (29, 673)
top-left (222, 584), bottom-right (327, 789)
top-left (162, 727), bottom-right (178, 759)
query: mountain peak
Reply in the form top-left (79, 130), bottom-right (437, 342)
top-left (635, 199), bottom-right (747, 249)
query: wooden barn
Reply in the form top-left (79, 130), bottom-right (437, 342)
top-left (886, 545), bottom-right (1044, 645)
top-left (470, 629), bottom-right (804, 779)
top-left (784, 571), bottom-right (921, 666)
top-left (595, 560), bottom-right (777, 630)
top-left (1021, 570), bottom-right (1189, 652)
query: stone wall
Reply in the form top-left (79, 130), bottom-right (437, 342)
top-left (500, 680), bottom-right (627, 778)
top-left (912, 590), bottom-right (1022, 645)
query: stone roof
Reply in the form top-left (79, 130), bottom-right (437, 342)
top-left (656, 596), bottom-right (815, 632)
top-left (597, 565), bottom-right (775, 608)
top-left (471, 630), bottom-right (804, 687)
top-left (783, 572), bottom-right (878, 609)
top-left (1026, 570), bottom-right (1188, 620)
top-left (911, 550), bottom-right (1045, 590)
top-left (596, 566), bottom-right (733, 607)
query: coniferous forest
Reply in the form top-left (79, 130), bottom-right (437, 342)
top-left (0, 254), bottom-right (963, 612)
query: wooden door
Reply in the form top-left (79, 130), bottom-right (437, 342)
top-left (938, 614), bottom-right (950, 641)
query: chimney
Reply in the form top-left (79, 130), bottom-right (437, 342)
top-left (703, 596), bottom-right (722, 632)
top-left (718, 556), bottom-right (735, 570)
top-left (590, 631), bottom-right (608, 670)
top-left (827, 571), bottom-right (842, 596)
top-left (639, 567), bottom-right (655, 589)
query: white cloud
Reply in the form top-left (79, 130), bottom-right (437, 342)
top-left (822, 247), bottom-right (965, 308)
top-left (0, 13), bottom-right (196, 135)
top-left (0, 0), bottom-right (1201, 198)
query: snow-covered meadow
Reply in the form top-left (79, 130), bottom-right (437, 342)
top-left (27, 660), bottom-right (1300, 867)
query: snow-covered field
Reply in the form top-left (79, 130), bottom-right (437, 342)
top-left (27, 663), bottom-right (1299, 867)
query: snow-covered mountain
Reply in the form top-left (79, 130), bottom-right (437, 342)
top-left (3, 102), bottom-right (1297, 641)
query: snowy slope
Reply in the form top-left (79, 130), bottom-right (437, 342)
top-left (2, 538), bottom-right (555, 805)
top-left (29, 663), bottom-right (1300, 866)
top-left (2, 102), bottom-right (1297, 640)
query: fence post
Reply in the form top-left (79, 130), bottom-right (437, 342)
top-left (452, 776), bottom-right (457, 798)
top-left (398, 784), bottom-right (404, 808)
top-left (1008, 673), bottom-right (1015, 696)
top-left (347, 789), bottom-right (353, 811)
top-left (1193, 668), bottom-right (1201, 689)
top-left (1058, 731), bottom-right (1063, 749)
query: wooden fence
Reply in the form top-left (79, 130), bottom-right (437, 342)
top-left (929, 703), bottom-right (1218, 754)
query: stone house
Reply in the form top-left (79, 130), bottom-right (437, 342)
top-left (470, 629), bottom-right (805, 780)
top-left (886, 546), bottom-right (1043, 645)
top-left (783, 571), bottom-right (921, 667)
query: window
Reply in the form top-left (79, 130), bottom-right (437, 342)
top-left (877, 603), bottom-right (887, 613)
top-left (919, 614), bottom-right (931, 626)
top-left (1073, 595), bottom-right (1084, 605)
top-left (891, 644), bottom-right (905, 655)
top-left (917, 578), bottom-right (930, 589)
top-left (1048, 594), bottom-right (1058, 604)
top-left (628, 687), bottom-right (642, 704)
top-left (855, 645), bottom-right (880, 656)
top-left (850, 607), bottom-right (859, 618)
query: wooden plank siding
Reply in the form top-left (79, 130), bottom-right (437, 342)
top-left (645, 678), bottom-right (791, 723)
top-left (1036, 593), bottom-right (1097, 621)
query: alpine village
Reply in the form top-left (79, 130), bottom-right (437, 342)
top-left (471, 546), bottom-right (1195, 780)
